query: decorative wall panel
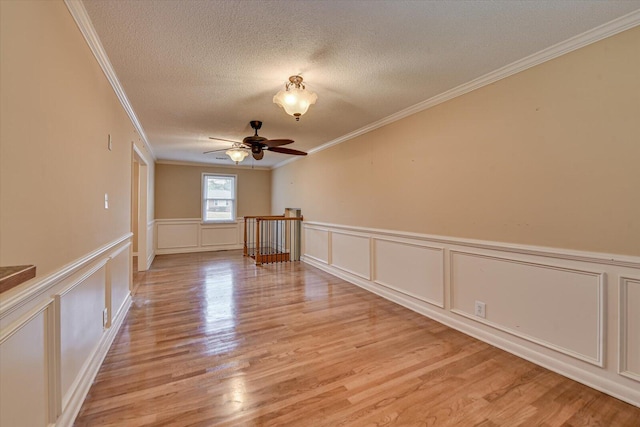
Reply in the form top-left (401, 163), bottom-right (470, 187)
top-left (450, 251), bottom-right (603, 365)
top-left (0, 310), bottom-right (48, 427)
top-left (331, 231), bottom-right (370, 280)
top-left (155, 219), bottom-right (244, 254)
top-left (620, 277), bottom-right (640, 381)
top-left (373, 238), bottom-right (444, 307)
top-left (157, 223), bottom-right (198, 250)
top-left (58, 264), bottom-right (107, 408)
top-left (304, 226), bottom-right (329, 263)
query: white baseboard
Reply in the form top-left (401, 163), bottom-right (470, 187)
top-left (146, 250), bottom-right (155, 269)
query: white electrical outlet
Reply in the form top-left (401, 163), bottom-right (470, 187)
top-left (475, 301), bottom-right (486, 318)
top-left (103, 308), bottom-right (108, 328)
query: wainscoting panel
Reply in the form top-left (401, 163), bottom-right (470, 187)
top-left (0, 234), bottom-right (133, 426)
top-left (0, 309), bottom-right (48, 427)
top-left (109, 243), bottom-right (131, 322)
top-left (301, 221), bottom-right (640, 407)
top-left (58, 263), bottom-right (107, 409)
top-left (450, 251), bottom-right (603, 365)
top-left (373, 238), bottom-right (444, 307)
top-left (620, 276), bottom-right (640, 381)
top-left (155, 219), bottom-right (244, 255)
top-left (202, 225), bottom-right (238, 247)
top-left (331, 231), bottom-right (371, 280)
top-left (157, 222), bottom-right (198, 250)
top-left (304, 226), bottom-right (329, 264)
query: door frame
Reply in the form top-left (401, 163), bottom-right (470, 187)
top-left (132, 143), bottom-right (149, 272)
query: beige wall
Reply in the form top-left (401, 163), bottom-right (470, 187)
top-left (273, 26), bottom-right (640, 256)
top-left (155, 163), bottom-right (271, 219)
top-left (0, 0), bottom-right (149, 276)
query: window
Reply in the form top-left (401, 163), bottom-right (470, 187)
top-left (202, 174), bottom-right (237, 222)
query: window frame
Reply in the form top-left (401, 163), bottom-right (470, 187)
top-left (201, 173), bottom-right (238, 224)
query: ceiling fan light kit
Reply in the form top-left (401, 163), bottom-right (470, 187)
top-left (225, 143), bottom-right (249, 164)
top-left (273, 75), bottom-right (317, 121)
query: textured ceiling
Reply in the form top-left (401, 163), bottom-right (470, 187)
top-left (82, 0), bottom-right (640, 168)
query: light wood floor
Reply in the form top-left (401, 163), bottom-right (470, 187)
top-left (75, 251), bottom-right (640, 426)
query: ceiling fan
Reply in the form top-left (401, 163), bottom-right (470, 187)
top-left (205, 120), bottom-right (307, 162)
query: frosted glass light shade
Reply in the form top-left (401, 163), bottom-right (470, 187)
top-left (273, 86), bottom-right (318, 120)
top-left (226, 147), bottom-right (249, 163)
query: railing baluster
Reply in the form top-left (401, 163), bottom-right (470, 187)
top-left (279, 220), bottom-right (281, 263)
top-left (289, 219), bottom-right (292, 261)
top-left (243, 218), bottom-right (248, 257)
top-left (268, 220), bottom-right (271, 257)
top-left (255, 218), bottom-right (261, 265)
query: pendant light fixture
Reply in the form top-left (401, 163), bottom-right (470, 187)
top-left (225, 143), bottom-right (249, 164)
top-left (273, 75), bottom-right (318, 121)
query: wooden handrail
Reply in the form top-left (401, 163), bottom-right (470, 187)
top-left (244, 215), bottom-right (284, 219)
top-left (250, 216), bottom-right (304, 221)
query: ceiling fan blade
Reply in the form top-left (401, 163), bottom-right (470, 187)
top-left (268, 146), bottom-right (308, 156)
top-left (209, 137), bottom-right (241, 144)
top-left (203, 148), bottom-right (228, 154)
top-left (264, 139), bottom-right (294, 148)
top-left (252, 150), bottom-right (264, 160)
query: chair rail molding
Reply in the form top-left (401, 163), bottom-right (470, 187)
top-left (0, 233), bottom-right (132, 319)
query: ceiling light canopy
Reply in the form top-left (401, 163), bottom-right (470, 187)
top-left (273, 75), bottom-right (317, 121)
top-left (225, 143), bottom-right (249, 164)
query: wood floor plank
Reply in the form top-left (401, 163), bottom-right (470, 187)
top-left (74, 251), bottom-right (640, 426)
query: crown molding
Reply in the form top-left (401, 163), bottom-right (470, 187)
top-left (273, 9), bottom-right (640, 170)
top-left (155, 159), bottom-right (271, 171)
top-left (64, 0), bottom-right (156, 161)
